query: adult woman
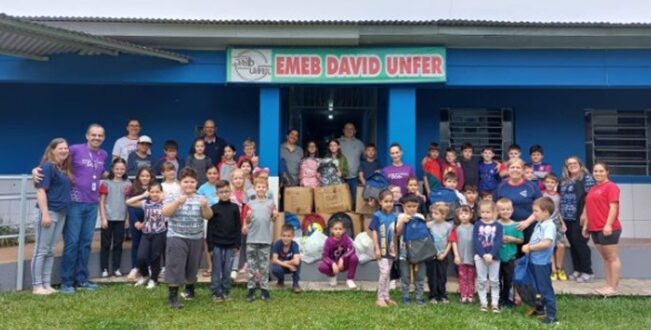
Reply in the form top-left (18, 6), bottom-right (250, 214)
top-left (560, 156), bottom-right (595, 282)
top-left (495, 158), bottom-right (542, 244)
top-left (31, 138), bottom-right (73, 295)
top-left (382, 143), bottom-right (415, 195)
top-left (581, 161), bottom-right (622, 296)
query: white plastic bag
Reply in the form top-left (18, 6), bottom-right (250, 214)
top-left (301, 231), bottom-right (328, 264)
top-left (353, 232), bottom-right (376, 264)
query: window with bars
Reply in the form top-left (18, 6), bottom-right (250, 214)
top-left (439, 108), bottom-right (513, 158)
top-left (585, 109), bottom-right (651, 175)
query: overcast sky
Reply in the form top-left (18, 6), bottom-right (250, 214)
top-left (3, 0), bottom-right (650, 23)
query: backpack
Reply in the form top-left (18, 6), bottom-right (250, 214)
top-left (362, 172), bottom-right (389, 200)
top-left (299, 158), bottom-right (320, 188)
top-left (301, 213), bottom-right (326, 236)
top-left (327, 212), bottom-right (354, 238)
top-left (428, 187), bottom-right (461, 221)
top-left (284, 212), bottom-right (302, 235)
top-left (402, 216), bottom-right (437, 264)
top-left (514, 255), bottom-right (542, 307)
top-left (317, 160), bottom-right (343, 186)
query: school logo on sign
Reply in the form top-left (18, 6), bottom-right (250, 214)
top-left (230, 49), bottom-right (272, 82)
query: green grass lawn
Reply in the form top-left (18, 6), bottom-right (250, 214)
top-left (1, 284), bottom-right (650, 329)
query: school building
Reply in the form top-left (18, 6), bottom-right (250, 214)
top-left (1, 13), bottom-right (651, 246)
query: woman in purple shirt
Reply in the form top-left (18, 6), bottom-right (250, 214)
top-left (382, 143), bottom-right (415, 195)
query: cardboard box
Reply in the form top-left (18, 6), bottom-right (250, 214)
top-left (272, 212), bottom-right (285, 243)
top-left (363, 215), bottom-right (372, 235)
top-left (355, 187), bottom-right (376, 215)
top-left (283, 187), bottom-right (313, 215)
top-left (314, 184), bottom-right (352, 213)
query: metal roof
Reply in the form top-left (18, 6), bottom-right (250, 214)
top-left (0, 13), bottom-right (189, 62)
top-left (22, 16), bottom-right (651, 28)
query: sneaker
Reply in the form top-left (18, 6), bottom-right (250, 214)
top-left (557, 269), bottom-right (568, 281)
top-left (33, 287), bottom-right (50, 295)
top-left (169, 295), bottom-right (183, 309)
top-left (60, 285), bottom-right (75, 294)
top-left (329, 277), bottom-right (337, 287)
top-left (480, 305), bottom-right (488, 312)
top-left (429, 299), bottom-right (438, 305)
top-left (276, 281), bottom-right (286, 289)
top-left (77, 282), bottom-right (98, 291)
top-left (550, 271), bottom-right (558, 281)
top-left (576, 273), bottom-right (594, 283)
top-left (292, 284), bottom-right (302, 294)
top-left (113, 270), bottom-right (123, 277)
top-left (160, 267), bottom-right (166, 278)
top-left (212, 294), bottom-right (224, 303)
top-left (181, 287), bottom-right (195, 300)
top-left (101, 269), bottom-right (109, 278)
top-left (231, 270), bottom-right (238, 281)
top-left (492, 305), bottom-right (501, 313)
top-left (261, 289), bottom-right (271, 302)
top-left (346, 279), bottom-right (357, 289)
top-left (223, 294), bottom-right (232, 301)
top-left (389, 280), bottom-right (396, 290)
top-left (146, 280), bottom-right (156, 290)
top-left (460, 297), bottom-right (468, 304)
top-left (416, 299), bottom-right (426, 305)
top-left (542, 318), bottom-right (560, 325)
top-left (246, 289), bottom-right (256, 302)
top-left (568, 271), bottom-right (581, 281)
top-left (402, 297), bottom-right (411, 305)
top-left (134, 277), bottom-right (148, 287)
top-left (127, 268), bottom-right (139, 280)
top-left (44, 285), bottom-right (58, 294)
top-left (440, 298), bottom-right (450, 304)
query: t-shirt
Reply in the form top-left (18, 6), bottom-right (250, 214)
top-left (218, 160), bottom-right (238, 182)
top-left (560, 175), bottom-right (595, 221)
top-left (112, 136), bottom-right (140, 161)
top-left (368, 210), bottom-right (397, 258)
top-left (35, 161), bottom-right (72, 212)
top-left (543, 191), bottom-right (561, 221)
top-left (69, 143), bottom-right (108, 204)
top-left (99, 179), bottom-right (131, 220)
top-left (247, 198), bottom-right (276, 244)
top-left (359, 158), bottom-right (382, 180)
top-left (585, 181), bottom-right (621, 232)
top-left (442, 163), bottom-right (464, 190)
top-left (126, 152), bottom-right (152, 177)
top-left (161, 181), bottom-right (181, 198)
top-left (338, 136), bottom-right (365, 179)
top-left (494, 180), bottom-right (542, 221)
top-left (382, 164), bottom-right (415, 195)
top-left (142, 200), bottom-right (165, 234)
top-left (454, 224), bottom-right (474, 265)
top-left (479, 161), bottom-right (500, 193)
top-left (499, 221), bottom-right (523, 262)
top-left (280, 143), bottom-right (303, 186)
top-left (422, 157), bottom-right (442, 190)
top-left (272, 240), bottom-right (300, 261)
top-left (165, 194), bottom-right (205, 239)
top-left (473, 220), bottom-right (503, 259)
top-left (185, 155), bottom-right (213, 186)
top-left (529, 219), bottom-right (556, 265)
top-left (197, 182), bottom-right (218, 206)
top-left (430, 221), bottom-right (453, 256)
top-left (460, 156), bottom-right (479, 188)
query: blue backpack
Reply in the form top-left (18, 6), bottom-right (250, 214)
top-left (428, 188), bottom-right (460, 221)
top-left (284, 212), bottom-right (301, 232)
top-left (362, 172), bottom-right (389, 200)
top-left (402, 216), bottom-right (437, 263)
top-left (514, 255), bottom-right (542, 307)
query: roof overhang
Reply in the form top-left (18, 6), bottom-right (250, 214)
top-left (0, 13), bottom-right (189, 62)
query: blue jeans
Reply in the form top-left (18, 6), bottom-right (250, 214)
top-left (271, 263), bottom-right (300, 285)
top-left (61, 202), bottom-right (98, 286)
top-left (31, 210), bottom-right (66, 288)
top-left (532, 263), bottom-right (557, 320)
top-left (128, 207), bottom-right (144, 268)
top-left (346, 178), bottom-right (358, 209)
top-left (211, 246), bottom-right (234, 296)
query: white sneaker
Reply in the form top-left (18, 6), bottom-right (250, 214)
top-left (390, 280), bottom-right (396, 290)
top-left (329, 277), bottom-right (337, 287)
top-left (101, 269), bottom-right (109, 278)
top-left (127, 268), bottom-right (139, 280)
top-left (146, 279), bottom-right (156, 290)
top-left (113, 270), bottom-right (123, 277)
top-left (231, 270), bottom-right (238, 280)
top-left (346, 279), bottom-right (357, 289)
top-left (160, 267), bottom-right (166, 277)
top-left (134, 277), bottom-right (148, 287)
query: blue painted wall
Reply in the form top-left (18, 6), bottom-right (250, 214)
top-left (0, 84), bottom-right (259, 173)
top-left (417, 88), bottom-right (651, 178)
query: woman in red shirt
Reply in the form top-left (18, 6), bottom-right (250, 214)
top-left (581, 161), bottom-right (621, 296)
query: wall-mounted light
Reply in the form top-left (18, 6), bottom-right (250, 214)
top-left (328, 114), bottom-right (334, 120)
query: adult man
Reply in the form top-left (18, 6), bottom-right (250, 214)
top-left (35, 124), bottom-right (109, 293)
top-left (280, 129), bottom-right (303, 186)
top-left (338, 123), bottom-right (365, 205)
top-left (201, 119), bottom-right (228, 165)
top-left (112, 119), bottom-right (143, 161)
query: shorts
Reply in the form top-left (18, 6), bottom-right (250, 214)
top-left (590, 230), bottom-right (621, 246)
top-left (165, 236), bottom-right (204, 286)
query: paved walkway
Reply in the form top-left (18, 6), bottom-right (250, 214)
top-left (94, 273), bottom-right (651, 297)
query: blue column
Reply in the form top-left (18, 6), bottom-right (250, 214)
top-left (388, 87), bottom-right (417, 168)
top-left (259, 87), bottom-right (281, 175)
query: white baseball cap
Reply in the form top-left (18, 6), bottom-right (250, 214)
top-left (138, 135), bottom-right (152, 144)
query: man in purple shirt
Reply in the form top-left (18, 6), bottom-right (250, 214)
top-left (35, 124), bottom-right (108, 293)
